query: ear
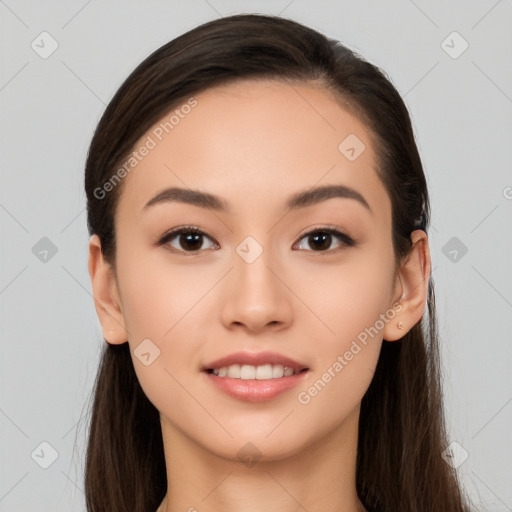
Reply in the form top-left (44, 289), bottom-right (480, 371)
top-left (88, 234), bottom-right (128, 344)
top-left (383, 230), bottom-right (431, 341)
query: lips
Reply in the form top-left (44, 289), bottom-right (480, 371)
top-left (201, 350), bottom-right (310, 402)
top-left (202, 351), bottom-right (309, 373)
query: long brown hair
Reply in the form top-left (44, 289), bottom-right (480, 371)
top-left (83, 13), bottom-right (475, 512)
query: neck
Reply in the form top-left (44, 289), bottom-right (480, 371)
top-left (158, 406), bottom-right (366, 512)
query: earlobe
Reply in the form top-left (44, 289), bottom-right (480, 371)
top-left (88, 234), bottom-right (128, 344)
top-left (383, 230), bottom-right (431, 342)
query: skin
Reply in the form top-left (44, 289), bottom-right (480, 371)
top-left (89, 79), bottom-right (431, 512)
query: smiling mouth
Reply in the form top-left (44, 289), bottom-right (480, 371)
top-left (205, 364), bottom-right (309, 380)
top-left (203, 364), bottom-right (310, 402)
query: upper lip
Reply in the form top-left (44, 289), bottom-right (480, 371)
top-left (202, 351), bottom-right (309, 372)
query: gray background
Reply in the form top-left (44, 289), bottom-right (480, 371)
top-left (1, 1), bottom-right (511, 510)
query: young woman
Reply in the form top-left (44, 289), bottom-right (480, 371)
top-left (84, 13), bottom-right (475, 512)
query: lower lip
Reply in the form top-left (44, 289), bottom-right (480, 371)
top-left (203, 370), bottom-right (310, 402)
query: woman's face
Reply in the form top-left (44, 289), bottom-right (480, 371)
top-left (108, 79), bottom-right (403, 460)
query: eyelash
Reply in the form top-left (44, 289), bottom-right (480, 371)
top-left (156, 225), bottom-right (356, 255)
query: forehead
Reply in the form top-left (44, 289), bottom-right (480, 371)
top-left (115, 79), bottom-right (389, 221)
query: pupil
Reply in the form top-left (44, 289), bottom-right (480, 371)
top-left (310, 233), bottom-right (330, 251)
top-left (178, 232), bottom-right (332, 252)
top-left (181, 233), bottom-right (202, 251)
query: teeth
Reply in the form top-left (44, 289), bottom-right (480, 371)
top-left (211, 364), bottom-right (302, 379)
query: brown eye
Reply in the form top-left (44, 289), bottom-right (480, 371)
top-left (158, 227), bottom-right (218, 253)
top-left (295, 228), bottom-right (355, 253)
top-left (157, 226), bottom-right (355, 255)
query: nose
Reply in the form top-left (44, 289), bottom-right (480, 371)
top-left (220, 244), bottom-right (293, 334)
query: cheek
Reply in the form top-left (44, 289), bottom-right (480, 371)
top-left (114, 245), bottom-right (215, 401)
top-left (290, 247), bottom-right (394, 407)
top-left (116, 253), bottom-right (211, 417)
top-left (116, 243), bottom-right (215, 342)
top-left (293, 247), bottom-right (395, 343)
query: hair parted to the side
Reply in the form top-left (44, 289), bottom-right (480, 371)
top-left (83, 13), bottom-right (475, 512)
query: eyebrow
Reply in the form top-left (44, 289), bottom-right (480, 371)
top-left (142, 184), bottom-right (372, 214)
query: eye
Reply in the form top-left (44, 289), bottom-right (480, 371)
top-left (157, 226), bottom-right (218, 253)
top-left (156, 225), bottom-right (355, 255)
top-left (294, 227), bottom-right (355, 253)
